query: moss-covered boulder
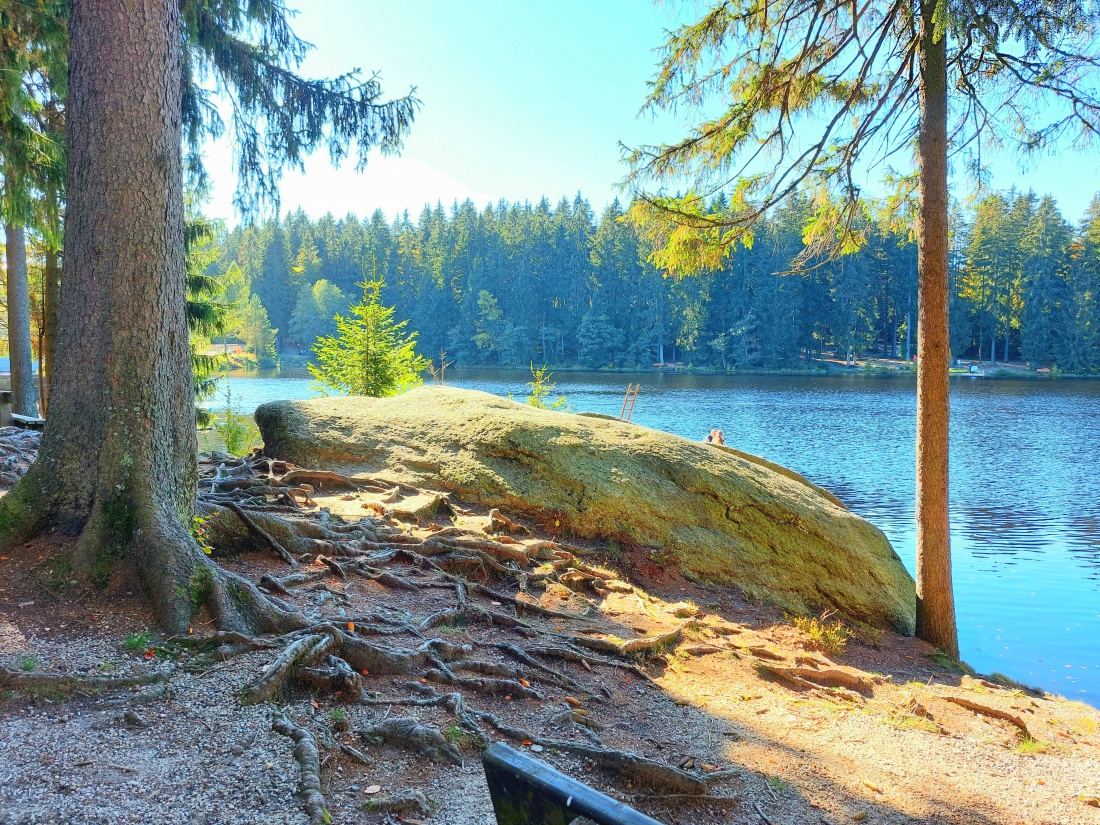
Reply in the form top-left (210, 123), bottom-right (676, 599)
top-left (256, 386), bottom-right (915, 633)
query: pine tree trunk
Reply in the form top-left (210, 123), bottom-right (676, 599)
top-left (41, 245), bottom-right (59, 415)
top-left (0, 0), bottom-right (294, 635)
top-left (915, 0), bottom-right (959, 658)
top-left (4, 223), bottom-right (39, 417)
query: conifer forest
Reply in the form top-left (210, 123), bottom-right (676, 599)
top-left (186, 190), bottom-right (1100, 374)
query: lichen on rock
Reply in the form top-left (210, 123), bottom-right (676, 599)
top-left (256, 386), bottom-right (915, 633)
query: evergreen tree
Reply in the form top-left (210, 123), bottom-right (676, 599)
top-left (239, 294), bottom-right (278, 370)
top-left (309, 280), bottom-right (427, 397)
top-left (288, 279), bottom-right (347, 346)
top-left (0, 0), bottom-right (418, 634)
top-left (625, 0), bottom-right (1100, 658)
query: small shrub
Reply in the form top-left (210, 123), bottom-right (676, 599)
top-left (790, 612), bottom-right (852, 656)
top-left (525, 363), bottom-right (568, 411)
top-left (987, 672), bottom-right (1042, 694)
top-left (190, 516), bottom-right (214, 555)
top-left (767, 775), bottom-right (791, 793)
top-left (123, 631), bottom-right (153, 652)
top-left (926, 652), bottom-right (975, 675)
top-left (18, 655), bottom-right (38, 672)
top-left (443, 724), bottom-right (471, 748)
top-left (1017, 734), bottom-right (1050, 755)
top-left (213, 390), bottom-right (260, 457)
top-left (329, 707), bottom-right (347, 721)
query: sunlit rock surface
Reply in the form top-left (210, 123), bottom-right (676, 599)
top-left (256, 386), bottom-right (915, 633)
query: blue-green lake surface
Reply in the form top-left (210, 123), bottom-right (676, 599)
top-left (208, 370), bottom-right (1100, 702)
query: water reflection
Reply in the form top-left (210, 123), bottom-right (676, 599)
top-left (214, 369), bottom-right (1100, 700)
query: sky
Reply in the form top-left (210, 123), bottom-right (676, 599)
top-left (199, 0), bottom-right (1100, 226)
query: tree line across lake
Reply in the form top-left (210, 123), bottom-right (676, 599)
top-left (188, 188), bottom-right (1100, 375)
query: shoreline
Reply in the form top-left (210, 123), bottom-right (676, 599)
top-left (218, 352), bottom-right (1099, 382)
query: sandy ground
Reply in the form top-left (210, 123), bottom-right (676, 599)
top-left (1, 484), bottom-right (1098, 825)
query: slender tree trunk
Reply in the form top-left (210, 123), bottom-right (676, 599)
top-left (4, 223), bottom-right (39, 417)
top-left (915, 0), bottom-right (959, 658)
top-left (41, 245), bottom-right (59, 415)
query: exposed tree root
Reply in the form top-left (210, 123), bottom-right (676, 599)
top-left (527, 643), bottom-right (658, 686)
top-left (357, 716), bottom-right (462, 764)
top-left (482, 642), bottom-right (586, 691)
top-left (755, 661), bottom-right (876, 697)
top-left (245, 632), bottom-right (338, 704)
top-left (465, 703), bottom-right (710, 794)
top-left (0, 667), bottom-right (167, 695)
top-left (939, 694), bottom-right (1033, 737)
top-left (565, 624), bottom-right (687, 657)
top-left (2, 444), bottom-right (747, 816)
top-left (226, 502), bottom-right (298, 567)
top-left (278, 470), bottom-right (357, 491)
top-left (486, 507), bottom-right (529, 535)
top-left (273, 713), bottom-right (330, 825)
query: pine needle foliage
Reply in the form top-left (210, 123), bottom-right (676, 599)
top-left (626, 0), bottom-right (1100, 273)
top-left (0, 0), bottom-right (67, 224)
top-left (6, 1), bottom-right (420, 217)
top-left (308, 279), bottom-right (428, 397)
top-left (180, 0), bottom-right (419, 213)
top-left (185, 213), bottom-right (228, 424)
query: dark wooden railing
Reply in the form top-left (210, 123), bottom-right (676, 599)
top-left (482, 743), bottom-right (665, 825)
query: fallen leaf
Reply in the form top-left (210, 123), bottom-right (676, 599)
top-left (361, 669), bottom-right (370, 676)
top-left (505, 695), bottom-right (512, 701)
top-left (564, 697), bottom-right (581, 707)
top-left (851, 812), bottom-right (867, 822)
top-left (1081, 797), bottom-right (1100, 808)
top-left (522, 740), bottom-right (532, 746)
top-left (347, 622), bottom-right (355, 632)
top-left (365, 785), bottom-right (381, 795)
top-left (144, 649), bottom-right (156, 659)
top-left (311, 701), bottom-right (319, 709)
top-left (519, 678), bottom-right (531, 687)
top-left (863, 780), bottom-right (883, 793)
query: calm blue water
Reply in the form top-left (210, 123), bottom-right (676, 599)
top-left (207, 370), bottom-right (1100, 701)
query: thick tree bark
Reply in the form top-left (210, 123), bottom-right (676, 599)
top-left (915, 0), bottom-right (959, 659)
top-left (4, 222), bottom-right (39, 417)
top-left (0, 0), bottom-right (297, 636)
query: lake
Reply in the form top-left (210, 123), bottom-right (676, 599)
top-left (207, 369), bottom-right (1100, 701)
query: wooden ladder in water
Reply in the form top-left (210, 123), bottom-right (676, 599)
top-left (619, 383), bottom-right (640, 422)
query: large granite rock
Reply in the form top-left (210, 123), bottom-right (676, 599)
top-left (256, 386), bottom-right (915, 632)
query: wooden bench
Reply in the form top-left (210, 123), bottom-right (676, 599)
top-left (10, 413), bottom-right (45, 431)
top-left (0, 394), bottom-right (45, 430)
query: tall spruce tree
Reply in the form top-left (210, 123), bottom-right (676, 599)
top-left (626, 0), bottom-right (1100, 657)
top-left (0, 0), bottom-right (417, 633)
